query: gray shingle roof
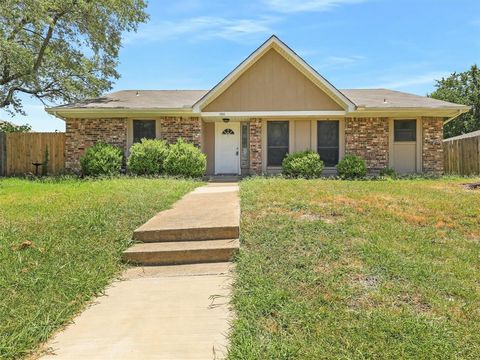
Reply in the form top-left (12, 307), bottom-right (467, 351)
top-left (49, 88), bottom-right (467, 110)
top-left (340, 89), bottom-right (467, 109)
top-left (52, 90), bottom-right (208, 110)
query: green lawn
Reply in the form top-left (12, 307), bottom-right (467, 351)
top-left (230, 177), bottom-right (480, 359)
top-left (0, 177), bottom-right (200, 359)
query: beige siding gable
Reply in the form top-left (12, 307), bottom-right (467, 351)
top-left (203, 49), bottom-right (343, 112)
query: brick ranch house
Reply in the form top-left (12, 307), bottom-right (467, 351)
top-left (46, 36), bottom-right (469, 176)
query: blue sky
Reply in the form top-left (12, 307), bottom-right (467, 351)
top-left (2, 0), bottom-right (479, 131)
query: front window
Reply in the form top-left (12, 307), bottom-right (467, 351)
top-left (317, 120), bottom-right (339, 166)
top-left (133, 120), bottom-right (156, 143)
top-left (394, 119), bottom-right (416, 142)
top-left (267, 121), bottom-right (289, 167)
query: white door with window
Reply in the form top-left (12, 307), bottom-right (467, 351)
top-left (392, 119), bottom-right (418, 173)
top-left (215, 122), bottom-right (240, 174)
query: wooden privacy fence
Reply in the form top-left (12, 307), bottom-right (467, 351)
top-left (443, 130), bottom-right (480, 175)
top-left (0, 132), bottom-right (65, 176)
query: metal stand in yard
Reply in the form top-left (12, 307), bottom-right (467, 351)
top-left (32, 162), bottom-right (44, 176)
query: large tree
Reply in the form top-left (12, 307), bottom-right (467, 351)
top-left (429, 65), bottom-right (480, 139)
top-left (0, 0), bottom-right (148, 114)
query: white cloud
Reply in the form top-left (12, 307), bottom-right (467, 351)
top-left (471, 18), bottom-right (480, 27)
top-left (124, 16), bottom-right (280, 44)
top-left (368, 72), bottom-right (448, 89)
top-left (324, 55), bottom-right (365, 65)
top-left (263, 0), bottom-right (368, 13)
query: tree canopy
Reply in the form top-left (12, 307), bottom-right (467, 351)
top-left (0, 120), bottom-right (31, 132)
top-left (0, 0), bottom-right (148, 114)
top-left (429, 65), bottom-right (480, 139)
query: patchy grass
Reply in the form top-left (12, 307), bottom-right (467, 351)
top-left (230, 177), bottom-right (480, 359)
top-left (0, 177), bottom-right (200, 359)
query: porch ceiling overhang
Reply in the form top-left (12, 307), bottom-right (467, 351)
top-left (192, 35), bottom-right (356, 113)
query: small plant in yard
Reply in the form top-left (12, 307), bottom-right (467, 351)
top-left (336, 154), bottom-right (367, 179)
top-left (80, 142), bottom-right (123, 177)
top-left (282, 150), bottom-right (324, 178)
top-left (164, 138), bottom-right (206, 178)
top-left (380, 166), bottom-right (397, 179)
top-left (42, 146), bottom-right (49, 176)
top-left (127, 139), bottom-right (169, 175)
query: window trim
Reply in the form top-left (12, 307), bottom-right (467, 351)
top-left (267, 120), bottom-right (290, 167)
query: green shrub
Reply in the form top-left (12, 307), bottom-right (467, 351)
top-left (336, 154), bottom-right (367, 179)
top-left (163, 138), bottom-right (206, 178)
top-left (80, 142), bottom-right (123, 176)
top-left (282, 150), bottom-right (324, 178)
top-left (380, 166), bottom-right (397, 178)
top-left (127, 139), bottom-right (169, 175)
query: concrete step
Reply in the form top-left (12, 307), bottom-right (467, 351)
top-left (208, 175), bottom-right (241, 183)
top-left (122, 239), bottom-right (240, 266)
top-left (133, 225), bottom-right (239, 242)
top-left (133, 183), bottom-right (240, 242)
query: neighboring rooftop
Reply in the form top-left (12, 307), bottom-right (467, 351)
top-left (48, 88), bottom-right (467, 111)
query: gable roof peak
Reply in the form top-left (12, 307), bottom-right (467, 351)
top-left (193, 35), bottom-right (356, 112)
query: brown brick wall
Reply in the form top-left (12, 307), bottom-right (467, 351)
top-left (159, 117), bottom-right (201, 147)
top-left (422, 116), bottom-right (444, 174)
top-left (249, 118), bottom-right (262, 174)
top-left (65, 118), bottom-right (127, 171)
top-left (345, 117), bottom-right (389, 172)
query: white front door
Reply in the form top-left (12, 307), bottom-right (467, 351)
top-left (215, 122), bottom-right (240, 174)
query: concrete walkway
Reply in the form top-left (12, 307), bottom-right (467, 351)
top-left (39, 182), bottom-right (239, 359)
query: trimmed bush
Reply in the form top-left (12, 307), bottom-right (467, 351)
top-left (127, 139), bottom-right (169, 175)
top-left (282, 150), bottom-right (324, 178)
top-left (163, 138), bottom-right (206, 178)
top-left (336, 154), bottom-right (367, 179)
top-left (80, 142), bottom-right (123, 176)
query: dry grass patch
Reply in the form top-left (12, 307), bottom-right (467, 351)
top-left (230, 177), bottom-right (480, 359)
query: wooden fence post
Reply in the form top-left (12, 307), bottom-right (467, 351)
top-left (0, 132), bottom-right (6, 176)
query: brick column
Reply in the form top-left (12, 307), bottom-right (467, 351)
top-left (344, 117), bottom-right (389, 173)
top-left (65, 118), bottom-right (127, 172)
top-left (159, 117), bottom-right (202, 147)
top-left (422, 117), bottom-right (444, 174)
top-left (249, 118), bottom-right (262, 174)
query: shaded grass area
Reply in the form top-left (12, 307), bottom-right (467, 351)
top-left (230, 177), bottom-right (480, 359)
top-left (0, 177), bottom-right (200, 359)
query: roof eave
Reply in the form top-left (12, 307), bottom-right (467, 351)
top-left (45, 107), bottom-right (195, 119)
top-left (348, 106), bottom-right (470, 119)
